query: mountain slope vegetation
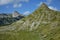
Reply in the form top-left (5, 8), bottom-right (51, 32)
top-left (0, 3), bottom-right (60, 40)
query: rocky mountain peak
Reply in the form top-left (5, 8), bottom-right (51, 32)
top-left (40, 3), bottom-right (48, 8)
top-left (12, 11), bottom-right (20, 17)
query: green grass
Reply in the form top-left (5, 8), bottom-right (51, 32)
top-left (0, 31), bottom-right (40, 40)
top-left (0, 25), bottom-right (60, 40)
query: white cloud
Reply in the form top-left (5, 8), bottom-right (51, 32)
top-left (19, 4), bottom-right (22, 7)
top-left (23, 11), bottom-right (30, 15)
top-left (37, 2), bottom-right (43, 6)
top-left (46, 0), bottom-right (52, 5)
top-left (0, 0), bottom-right (29, 5)
top-left (0, 0), bottom-right (13, 5)
top-left (48, 6), bottom-right (58, 10)
top-left (19, 0), bottom-right (29, 2)
top-left (13, 0), bottom-right (29, 8)
top-left (13, 4), bottom-right (22, 8)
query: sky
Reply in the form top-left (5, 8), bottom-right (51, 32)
top-left (0, 0), bottom-right (60, 15)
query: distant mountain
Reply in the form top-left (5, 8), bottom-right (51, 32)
top-left (0, 11), bottom-right (24, 26)
top-left (0, 3), bottom-right (60, 40)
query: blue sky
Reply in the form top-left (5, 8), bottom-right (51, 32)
top-left (0, 0), bottom-right (60, 15)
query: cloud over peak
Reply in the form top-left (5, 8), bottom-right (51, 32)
top-left (37, 2), bottom-right (43, 6)
top-left (23, 11), bottom-right (30, 15)
top-left (48, 6), bottom-right (58, 10)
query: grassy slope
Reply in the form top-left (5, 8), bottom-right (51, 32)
top-left (0, 3), bottom-right (60, 40)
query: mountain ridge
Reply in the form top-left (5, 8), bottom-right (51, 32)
top-left (0, 3), bottom-right (60, 40)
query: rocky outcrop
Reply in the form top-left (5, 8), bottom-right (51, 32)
top-left (12, 11), bottom-right (20, 17)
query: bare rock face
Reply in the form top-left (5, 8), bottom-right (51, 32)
top-left (12, 11), bottom-right (20, 17)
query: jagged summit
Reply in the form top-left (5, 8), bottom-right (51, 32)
top-left (40, 3), bottom-right (48, 7)
top-left (29, 3), bottom-right (50, 16)
top-left (12, 11), bottom-right (24, 17)
top-left (39, 3), bottom-right (49, 10)
top-left (12, 11), bottom-right (20, 17)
